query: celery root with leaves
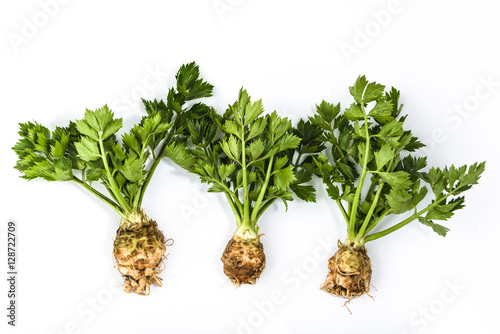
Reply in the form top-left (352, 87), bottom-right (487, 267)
top-left (12, 62), bottom-right (213, 295)
top-left (311, 76), bottom-right (485, 299)
top-left (170, 89), bottom-right (319, 285)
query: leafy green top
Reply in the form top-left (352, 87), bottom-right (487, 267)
top-left (13, 62), bottom-right (213, 221)
top-left (311, 76), bottom-right (485, 246)
top-left (168, 89), bottom-right (320, 238)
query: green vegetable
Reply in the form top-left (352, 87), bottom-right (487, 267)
top-left (169, 88), bottom-right (321, 285)
top-left (310, 75), bottom-right (485, 299)
top-left (12, 62), bottom-right (213, 295)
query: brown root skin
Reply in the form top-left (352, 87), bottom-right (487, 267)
top-left (113, 212), bottom-right (170, 296)
top-left (221, 235), bottom-right (266, 286)
top-left (320, 241), bottom-right (372, 300)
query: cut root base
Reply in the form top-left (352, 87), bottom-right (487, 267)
top-left (320, 241), bottom-right (372, 300)
top-left (221, 236), bottom-right (266, 286)
top-left (113, 214), bottom-right (170, 295)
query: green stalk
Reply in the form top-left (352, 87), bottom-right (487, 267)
top-left (241, 127), bottom-right (251, 227)
top-left (364, 192), bottom-right (453, 243)
top-left (364, 208), bottom-right (390, 235)
top-left (255, 197), bottom-right (277, 221)
top-left (364, 178), bottom-right (377, 203)
top-left (72, 176), bottom-right (125, 217)
top-left (345, 185), bottom-right (353, 217)
top-left (102, 183), bottom-right (122, 208)
top-left (225, 192), bottom-right (242, 225)
top-left (333, 140), bottom-right (347, 162)
top-left (136, 120), bottom-right (178, 208)
top-left (215, 179), bottom-right (244, 217)
top-left (250, 156), bottom-right (274, 224)
top-left (98, 135), bottom-right (131, 213)
top-left (356, 181), bottom-right (385, 238)
top-left (294, 152), bottom-right (304, 167)
top-left (336, 200), bottom-right (349, 223)
top-left (135, 152), bottom-right (162, 209)
top-left (348, 107), bottom-right (371, 239)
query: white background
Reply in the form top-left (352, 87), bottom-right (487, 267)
top-left (1, 0), bottom-right (499, 333)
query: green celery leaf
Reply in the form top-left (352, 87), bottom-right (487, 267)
top-left (374, 144), bottom-right (394, 171)
top-left (93, 105), bottom-right (114, 131)
top-left (353, 122), bottom-right (370, 140)
top-left (82, 109), bottom-right (100, 131)
top-left (208, 183), bottom-right (227, 193)
top-left (290, 184), bottom-right (316, 202)
top-left (458, 162), bottom-right (486, 189)
top-left (368, 100), bottom-right (393, 123)
top-left (316, 101), bottom-right (341, 123)
top-left (294, 166), bottom-right (314, 184)
top-left (412, 184), bottom-right (428, 206)
top-left (122, 132), bottom-right (141, 156)
top-left (222, 120), bottom-right (241, 138)
top-left (75, 137), bottom-right (100, 161)
top-left (293, 119), bottom-right (326, 154)
top-left (51, 157), bottom-right (74, 181)
top-left (75, 119), bottom-right (99, 140)
top-left (120, 157), bottom-right (145, 183)
top-left (278, 133), bottom-right (301, 151)
top-left (363, 81), bottom-right (385, 103)
top-left (176, 62), bottom-right (214, 100)
top-left (218, 163), bottom-right (237, 180)
top-left (273, 166), bottom-right (296, 190)
top-left (273, 156), bottom-right (289, 171)
top-left (268, 111), bottom-right (291, 141)
top-left (345, 103), bottom-right (365, 121)
top-left (375, 121), bottom-right (405, 146)
top-left (338, 161), bottom-right (357, 181)
top-left (50, 133), bottom-right (70, 158)
top-left (378, 171), bottom-right (412, 190)
top-left (86, 167), bottom-right (105, 181)
top-left (189, 102), bottom-right (212, 119)
top-left (419, 218), bottom-right (450, 237)
top-left (220, 135), bottom-right (241, 161)
top-left (426, 167), bottom-right (446, 196)
top-left (102, 118), bottom-right (123, 140)
top-left (248, 139), bottom-right (266, 161)
top-left (164, 141), bottom-right (195, 169)
top-left (349, 75), bottom-right (368, 104)
top-left (248, 117), bottom-right (267, 140)
top-left (112, 143), bottom-right (126, 161)
top-left (325, 181), bottom-right (340, 200)
top-left (247, 172), bottom-right (257, 184)
top-left (244, 98), bottom-right (264, 125)
top-left (426, 206), bottom-right (454, 221)
top-left (386, 188), bottom-right (413, 214)
top-left (202, 164), bottom-right (215, 178)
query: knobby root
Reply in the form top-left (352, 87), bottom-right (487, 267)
top-left (221, 236), bottom-right (266, 286)
top-left (320, 241), bottom-right (372, 301)
top-left (113, 213), bottom-right (170, 296)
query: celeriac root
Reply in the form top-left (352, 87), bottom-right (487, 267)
top-left (320, 241), bottom-right (372, 299)
top-left (113, 212), bottom-right (169, 295)
top-left (221, 236), bottom-right (266, 286)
